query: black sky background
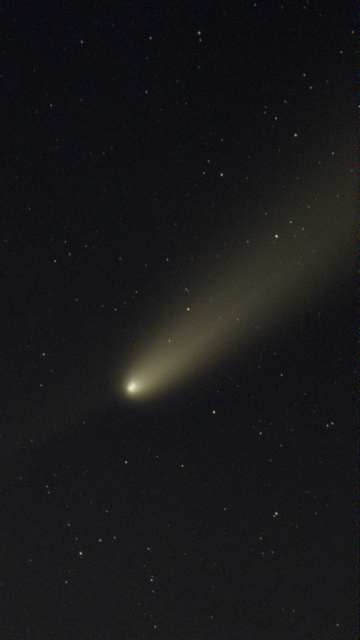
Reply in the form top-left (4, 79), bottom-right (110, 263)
top-left (0, 1), bottom-right (358, 638)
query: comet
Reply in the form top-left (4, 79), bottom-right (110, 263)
top-left (117, 158), bottom-right (355, 401)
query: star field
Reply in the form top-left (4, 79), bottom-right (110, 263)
top-left (0, 1), bottom-right (357, 639)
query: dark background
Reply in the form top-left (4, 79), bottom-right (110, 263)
top-left (0, 1), bottom-right (357, 638)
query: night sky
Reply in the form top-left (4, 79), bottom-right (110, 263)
top-left (1, 1), bottom-right (357, 639)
